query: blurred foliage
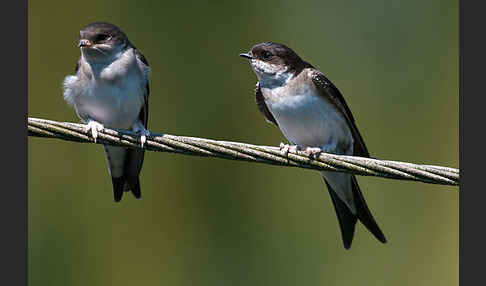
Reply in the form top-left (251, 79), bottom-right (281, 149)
top-left (29, 0), bottom-right (458, 285)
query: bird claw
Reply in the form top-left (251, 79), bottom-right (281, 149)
top-left (133, 124), bottom-right (150, 147)
top-left (304, 147), bottom-right (322, 156)
top-left (85, 120), bottom-right (104, 142)
top-left (139, 131), bottom-right (150, 147)
top-left (279, 143), bottom-right (322, 158)
top-left (279, 143), bottom-right (299, 156)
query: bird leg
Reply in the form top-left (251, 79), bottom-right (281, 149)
top-left (304, 147), bottom-right (322, 155)
top-left (279, 142), bottom-right (301, 156)
top-left (85, 119), bottom-right (105, 143)
top-left (132, 121), bottom-right (150, 147)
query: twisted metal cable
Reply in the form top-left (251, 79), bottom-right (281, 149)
top-left (28, 117), bottom-right (459, 186)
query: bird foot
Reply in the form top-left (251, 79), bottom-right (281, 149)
top-left (133, 123), bottom-right (150, 147)
top-left (279, 143), bottom-right (323, 158)
top-left (304, 147), bottom-right (322, 156)
top-left (85, 120), bottom-right (104, 143)
top-left (279, 143), bottom-right (300, 156)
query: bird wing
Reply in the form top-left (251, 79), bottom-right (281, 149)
top-left (310, 69), bottom-right (370, 157)
top-left (119, 48), bottom-right (150, 200)
top-left (254, 82), bottom-right (278, 126)
top-left (134, 48), bottom-right (149, 128)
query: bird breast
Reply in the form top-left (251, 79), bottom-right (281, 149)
top-left (263, 83), bottom-right (353, 154)
top-left (76, 77), bottom-right (144, 129)
top-left (63, 48), bottom-right (146, 129)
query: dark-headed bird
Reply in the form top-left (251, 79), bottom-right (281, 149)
top-left (240, 42), bottom-right (386, 249)
top-left (63, 22), bottom-right (150, 202)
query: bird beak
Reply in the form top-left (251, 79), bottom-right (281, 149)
top-left (78, 39), bottom-right (93, 48)
top-left (239, 53), bottom-right (253, 60)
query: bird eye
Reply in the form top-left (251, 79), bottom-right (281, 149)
top-left (262, 51), bottom-right (273, 60)
top-left (95, 34), bottom-right (110, 42)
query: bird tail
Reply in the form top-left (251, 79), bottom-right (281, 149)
top-left (323, 173), bottom-right (386, 249)
top-left (123, 176), bottom-right (141, 199)
top-left (110, 175), bottom-right (141, 202)
top-left (104, 145), bottom-right (143, 203)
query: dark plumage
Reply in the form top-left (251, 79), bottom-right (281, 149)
top-left (241, 42), bottom-right (386, 248)
top-left (64, 22), bottom-right (150, 202)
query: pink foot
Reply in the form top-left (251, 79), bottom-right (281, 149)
top-left (279, 143), bottom-right (300, 156)
top-left (304, 147), bottom-right (322, 156)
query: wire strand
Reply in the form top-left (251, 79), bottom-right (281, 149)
top-left (28, 117), bottom-right (459, 187)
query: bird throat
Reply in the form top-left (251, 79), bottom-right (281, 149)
top-left (251, 60), bottom-right (293, 89)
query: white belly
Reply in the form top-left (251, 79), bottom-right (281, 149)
top-left (265, 89), bottom-right (353, 155)
top-left (71, 77), bottom-right (144, 129)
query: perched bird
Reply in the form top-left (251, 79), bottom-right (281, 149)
top-left (63, 22), bottom-right (151, 202)
top-left (240, 42), bottom-right (386, 249)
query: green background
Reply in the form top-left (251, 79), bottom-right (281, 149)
top-left (28, 1), bottom-right (458, 285)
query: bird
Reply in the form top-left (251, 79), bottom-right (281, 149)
top-left (63, 22), bottom-right (150, 202)
top-left (240, 42), bottom-right (386, 249)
